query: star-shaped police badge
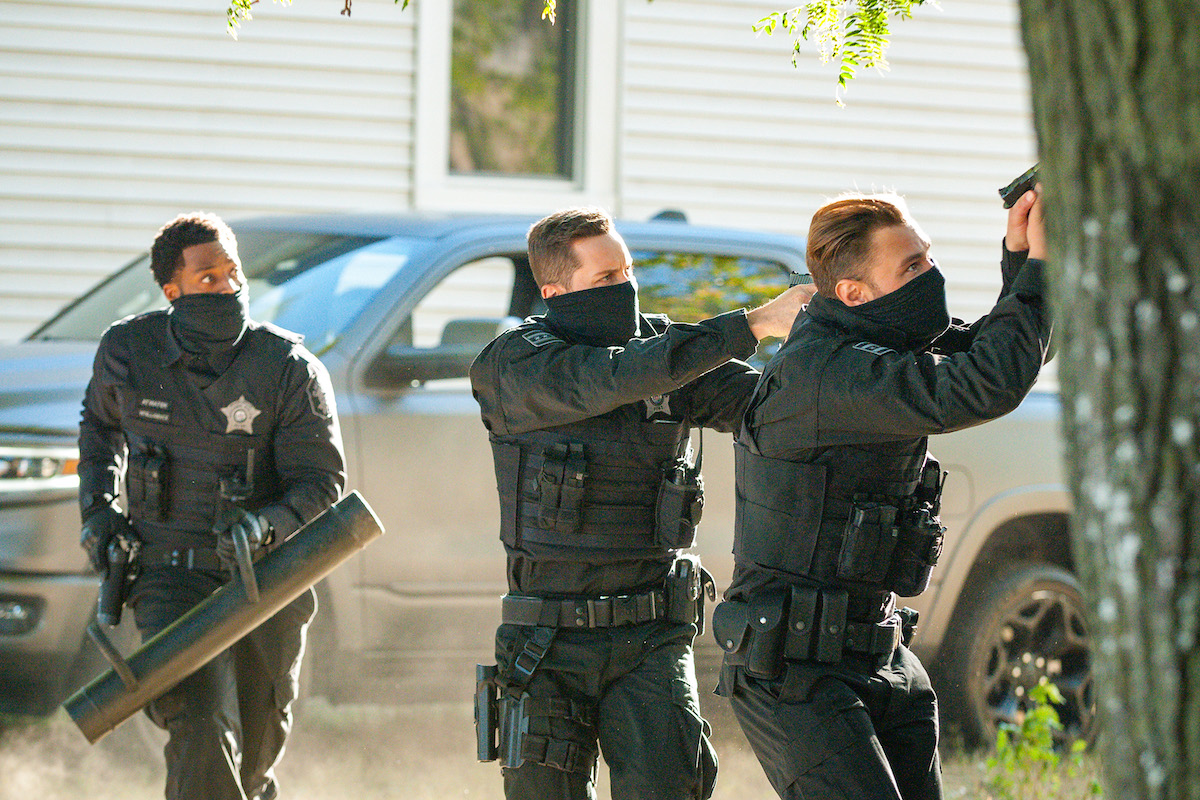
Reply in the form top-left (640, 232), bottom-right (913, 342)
top-left (644, 394), bottom-right (672, 419)
top-left (220, 395), bottom-right (262, 434)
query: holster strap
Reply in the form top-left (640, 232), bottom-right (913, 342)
top-left (502, 590), bottom-right (666, 629)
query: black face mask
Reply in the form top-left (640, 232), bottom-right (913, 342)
top-left (544, 279), bottom-right (640, 347)
top-left (854, 266), bottom-right (950, 350)
top-left (169, 286), bottom-right (250, 357)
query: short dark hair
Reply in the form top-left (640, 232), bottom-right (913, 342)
top-left (806, 194), bottom-right (910, 297)
top-left (527, 207), bottom-right (613, 287)
top-left (149, 212), bottom-right (239, 287)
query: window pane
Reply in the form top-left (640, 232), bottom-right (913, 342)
top-left (633, 251), bottom-right (795, 368)
top-left (449, 0), bottom-right (576, 178)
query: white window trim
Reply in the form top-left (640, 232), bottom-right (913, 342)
top-left (413, 0), bottom-right (618, 213)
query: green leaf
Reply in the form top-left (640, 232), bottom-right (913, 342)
top-left (757, 1), bottom-right (932, 100)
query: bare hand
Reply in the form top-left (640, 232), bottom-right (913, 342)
top-left (1004, 187), bottom-right (1046, 259)
top-left (745, 282), bottom-right (816, 341)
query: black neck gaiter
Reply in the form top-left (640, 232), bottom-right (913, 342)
top-left (544, 280), bottom-right (641, 347)
top-left (854, 266), bottom-right (951, 350)
top-left (169, 287), bottom-right (250, 358)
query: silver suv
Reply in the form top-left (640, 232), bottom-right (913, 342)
top-left (0, 213), bottom-right (1089, 744)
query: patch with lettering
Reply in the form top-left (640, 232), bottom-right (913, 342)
top-left (220, 395), bottom-right (262, 434)
top-left (853, 341), bottom-right (896, 357)
top-left (522, 330), bottom-right (562, 348)
top-left (137, 397), bottom-right (171, 424)
top-left (307, 376), bottom-right (333, 419)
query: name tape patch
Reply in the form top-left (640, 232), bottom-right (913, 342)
top-left (522, 331), bottom-right (563, 348)
top-left (853, 341), bottom-right (896, 357)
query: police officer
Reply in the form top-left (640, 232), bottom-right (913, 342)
top-left (713, 189), bottom-right (1049, 800)
top-left (78, 212), bottom-right (346, 800)
top-left (469, 207), bottom-right (810, 800)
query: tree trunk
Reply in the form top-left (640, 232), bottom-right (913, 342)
top-left (1017, 2), bottom-right (1200, 798)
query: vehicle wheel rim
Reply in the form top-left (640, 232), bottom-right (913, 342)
top-left (977, 585), bottom-right (1095, 742)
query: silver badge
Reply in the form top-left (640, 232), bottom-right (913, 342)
top-left (220, 395), bottom-right (262, 434)
top-left (644, 394), bottom-right (672, 419)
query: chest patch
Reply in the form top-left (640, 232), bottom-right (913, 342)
top-left (136, 397), bottom-right (171, 424)
top-left (522, 330), bottom-right (562, 348)
top-left (853, 341), bottom-right (896, 357)
top-left (220, 395), bottom-right (262, 434)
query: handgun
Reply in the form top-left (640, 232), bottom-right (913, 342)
top-left (999, 164), bottom-right (1039, 208)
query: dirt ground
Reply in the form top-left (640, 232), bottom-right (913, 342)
top-left (0, 698), bottom-right (997, 800)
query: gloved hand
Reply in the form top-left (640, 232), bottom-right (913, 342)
top-left (80, 504), bottom-right (131, 572)
top-left (216, 511), bottom-right (273, 573)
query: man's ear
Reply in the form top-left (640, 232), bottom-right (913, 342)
top-left (162, 283), bottom-right (181, 302)
top-left (541, 283), bottom-right (566, 300)
top-left (834, 278), bottom-right (869, 307)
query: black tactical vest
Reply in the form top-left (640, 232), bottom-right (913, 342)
top-left (490, 406), bottom-right (702, 563)
top-left (733, 436), bottom-right (942, 597)
top-left (115, 316), bottom-right (292, 542)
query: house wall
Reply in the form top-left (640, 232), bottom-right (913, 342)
top-left (0, 0), bottom-right (1035, 341)
top-left (620, 0), bottom-right (1037, 321)
top-left (0, 0), bottom-right (416, 340)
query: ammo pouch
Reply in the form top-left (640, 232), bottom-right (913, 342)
top-left (712, 591), bottom-right (789, 679)
top-left (537, 443), bottom-right (587, 533)
top-left (665, 553), bottom-right (716, 635)
top-left (655, 430), bottom-right (704, 549)
top-left (127, 446), bottom-right (169, 522)
top-left (836, 501), bottom-right (900, 583)
top-left (714, 586), bottom-right (876, 676)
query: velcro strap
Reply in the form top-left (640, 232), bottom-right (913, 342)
top-left (521, 697), bottom-right (593, 726)
top-left (522, 735), bottom-right (593, 774)
top-left (502, 590), bottom-right (666, 628)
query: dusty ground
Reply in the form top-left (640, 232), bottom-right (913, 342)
top-left (0, 700), bottom-right (1010, 800)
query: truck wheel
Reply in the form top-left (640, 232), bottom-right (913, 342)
top-left (940, 562), bottom-right (1095, 747)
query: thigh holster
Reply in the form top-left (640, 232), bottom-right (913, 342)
top-left (499, 693), bottom-right (596, 774)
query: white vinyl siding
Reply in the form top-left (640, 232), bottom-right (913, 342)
top-left (0, 0), bottom-right (1036, 341)
top-left (0, 0), bottom-right (416, 341)
top-left (619, 0), bottom-right (1037, 322)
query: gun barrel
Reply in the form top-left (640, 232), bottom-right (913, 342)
top-left (63, 491), bottom-right (384, 744)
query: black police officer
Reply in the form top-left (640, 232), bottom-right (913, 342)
top-left (78, 212), bottom-right (346, 800)
top-left (713, 189), bottom-right (1049, 800)
top-left (469, 207), bottom-right (811, 800)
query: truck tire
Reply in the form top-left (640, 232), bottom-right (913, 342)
top-left (938, 562), bottom-right (1095, 747)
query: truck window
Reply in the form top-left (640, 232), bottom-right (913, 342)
top-left (371, 254), bottom-right (533, 388)
top-left (633, 250), bottom-right (794, 367)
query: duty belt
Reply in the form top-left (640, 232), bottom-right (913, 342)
top-left (502, 589), bottom-right (667, 629)
top-left (138, 543), bottom-right (264, 572)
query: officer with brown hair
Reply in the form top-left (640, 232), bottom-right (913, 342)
top-left (714, 189), bottom-right (1048, 800)
top-left (470, 206), bottom-right (811, 800)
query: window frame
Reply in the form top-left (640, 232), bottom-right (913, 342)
top-left (413, 0), bottom-right (618, 212)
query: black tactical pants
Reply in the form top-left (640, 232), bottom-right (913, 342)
top-left (719, 645), bottom-right (941, 800)
top-left (130, 566), bottom-right (316, 800)
top-left (495, 620), bottom-right (718, 800)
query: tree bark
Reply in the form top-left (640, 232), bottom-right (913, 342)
top-left (1017, 2), bottom-right (1200, 797)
